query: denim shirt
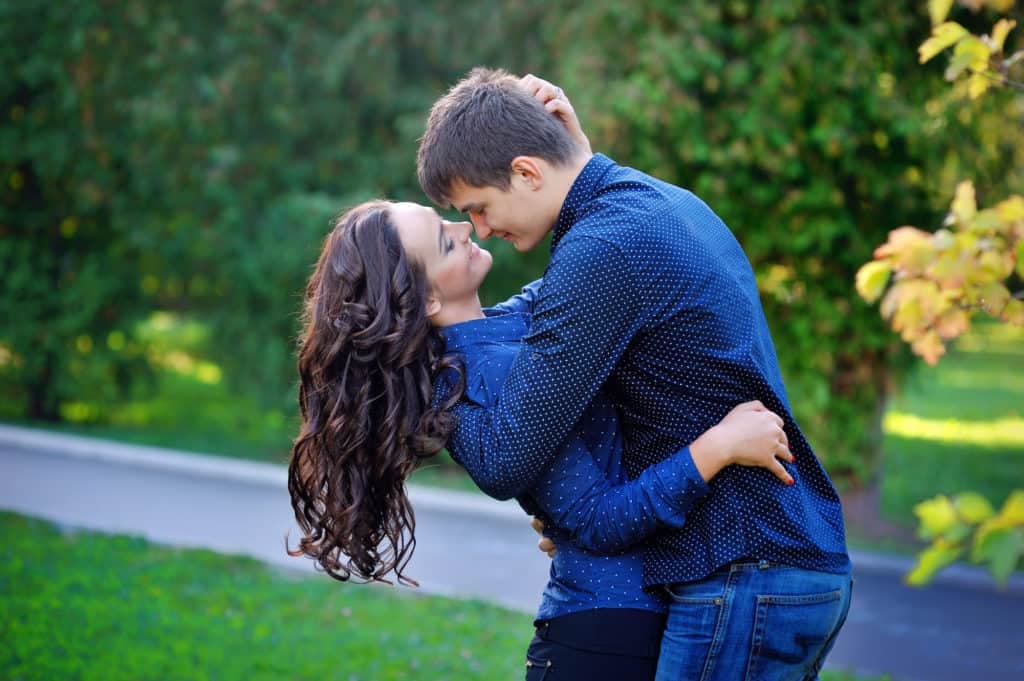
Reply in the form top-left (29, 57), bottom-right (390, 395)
top-left (447, 154), bottom-right (849, 587)
top-left (439, 286), bottom-right (710, 620)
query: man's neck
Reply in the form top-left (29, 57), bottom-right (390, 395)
top-left (548, 151), bottom-right (594, 215)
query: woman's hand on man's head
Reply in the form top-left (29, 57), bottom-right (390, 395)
top-left (519, 73), bottom-right (592, 156)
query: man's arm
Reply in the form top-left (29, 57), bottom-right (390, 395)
top-left (449, 236), bottom-right (640, 499)
top-left (484, 279), bottom-right (543, 316)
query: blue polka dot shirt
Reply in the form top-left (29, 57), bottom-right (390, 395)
top-left (441, 289), bottom-right (713, 620)
top-left (447, 154), bottom-right (850, 588)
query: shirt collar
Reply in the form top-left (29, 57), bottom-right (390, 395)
top-left (551, 153), bottom-right (616, 252)
top-left (440, 312), bottom-right (530, 352)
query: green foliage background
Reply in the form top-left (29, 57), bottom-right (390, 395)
top-left (2, 0), bottom-right (1021, 483)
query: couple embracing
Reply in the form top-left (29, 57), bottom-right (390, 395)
top-left (288, 68), bottom-right (852, 681)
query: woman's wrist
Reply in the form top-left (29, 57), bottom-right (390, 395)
top-left (689, 425), bottom-right (732, 483)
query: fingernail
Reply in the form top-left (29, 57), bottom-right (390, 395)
top-left (786, 478), bottom-right (795, 486)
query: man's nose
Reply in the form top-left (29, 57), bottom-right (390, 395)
top-left (469, 213), bottom-right (492, 239)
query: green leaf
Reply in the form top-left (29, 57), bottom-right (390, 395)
top-left (954, 492), bottom-right (996, 524)
top-left (906, 543), bottom-right (963, 586)
top-left (944, 49), bottom-right (977, 81)
top-left (976, 528), bottom-right (1023, 586)
top-left (855, 261), bottom-right (892, 303)
top-left (1016, 240), bottom-right (1024, 279)
top-left (943, 521), bottom-right (974, 544)
top-left (919, 22), bottom-right (969, 64)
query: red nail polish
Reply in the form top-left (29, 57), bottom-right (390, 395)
top-left (786, 478), bottom-right (795, 486)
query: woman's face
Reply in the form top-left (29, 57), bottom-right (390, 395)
top-left (390, 202), bottom-right (493, 311)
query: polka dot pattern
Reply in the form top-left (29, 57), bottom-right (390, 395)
top-left (450, 154), bottom-right (849, 589)
top-left (442, 307), bottom-right (713, 619)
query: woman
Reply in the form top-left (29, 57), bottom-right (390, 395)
top-left (287, 199), bottom-right (794, 679)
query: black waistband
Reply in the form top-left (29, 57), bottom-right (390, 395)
top-left (534, 609), bottom-right (666, 658)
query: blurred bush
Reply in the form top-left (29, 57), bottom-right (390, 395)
top-left (2, 0), bottom-right (1020, 485)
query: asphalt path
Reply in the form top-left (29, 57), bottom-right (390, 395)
top-left (2, 426), bottom-right (1022, 681)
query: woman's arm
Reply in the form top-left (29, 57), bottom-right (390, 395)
top-left (484, 279), bottom-right (543, 316)
top-left (530, 400), bottom-right (792, 555)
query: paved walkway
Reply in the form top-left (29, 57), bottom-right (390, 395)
top-left (2, 425), bottom-right (1022, 681)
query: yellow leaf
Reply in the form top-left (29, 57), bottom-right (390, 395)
top-left (906, 543), bottom-right (964, 586)
top-left (1004, 299), bottom-right (1024, 325)
top-left (1001, 490), bottom-right (1024, 525)
top-left (929, 0), bottom-right (954, 26)
top-left (915, 495), bottom-right (959, 538)
top-left (934, 308), bottom-right (970, 340)
top-left (970, 208), bottom-right (1004, 233)
top-left (855, 261), bottom-right (892, 303)
top-left (979, 282), bottom-right (1011, 315)
top-left (912, 329), bottom-right (946, 365)
top-left (989, 0), bottom-right (1016, 13)
top-left (967, 72), bottom-right (993, 99)
top-left (893, 295), bottom-right (924, 335)
top-left (997, 195), bottom-right (1024, 223)
top-left (979, 250), bottom-right (1013, 279)
top-left (919, 22), bottom-right (970, 63)
top-left (953, 36), bottom-right (992, 71)
top-left (874, 226), bottom-right (932, 258)
top-left (950, 181), bottom-right (976, 225)
top-left (955, 492), bottom-right (996, 524)
top-left (991, 19), bottom-right (1017, 53)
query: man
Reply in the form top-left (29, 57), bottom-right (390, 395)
top-left (417, 68), bottom-right (851, 680)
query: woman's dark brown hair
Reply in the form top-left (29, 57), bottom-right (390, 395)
top-left (287, 200), bottom-right (463, 585)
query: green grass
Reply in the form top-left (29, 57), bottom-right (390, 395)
top-left (0, 512), bottom-right (533, 681)
top-left (0, 512), bottom-right (889, 681)
top-left (879, 322), bottom-right (1024, 526)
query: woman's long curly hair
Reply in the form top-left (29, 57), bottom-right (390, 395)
top-left (287, 200), bottom-right (463, 586)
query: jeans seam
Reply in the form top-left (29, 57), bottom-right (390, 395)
top-left (743, 594), bottom-right (771, 681)
top-left (756, 589), bottom-right (841, 606)
top-left (698, 571), bottom-right (735, 681)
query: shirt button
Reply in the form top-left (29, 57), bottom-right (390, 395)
top-left (531, 352), bottom-right (541, 361)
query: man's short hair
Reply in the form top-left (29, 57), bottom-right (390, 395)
top-left (417, 67), bottom-right (579, 207)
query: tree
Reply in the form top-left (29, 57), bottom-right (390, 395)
top-left (0, 1), bottom-right (156, 422)
top-left (540, 0), bottom-right (1020, 486)
top-left (856, 0), bottom-right (1023, 585)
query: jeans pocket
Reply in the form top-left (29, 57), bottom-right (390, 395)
top-left (657, 592), bottom-right (724, 681)
top-left (744, 589), bottom-right (845, 681)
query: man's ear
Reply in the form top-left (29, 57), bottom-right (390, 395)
top-left (425, 293), bottom-right (442, 319)
top-left (510, 156), bottom-right (544, 190)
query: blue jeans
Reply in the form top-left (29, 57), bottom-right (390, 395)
top-left (654, 561), bottom-right (853, 681)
